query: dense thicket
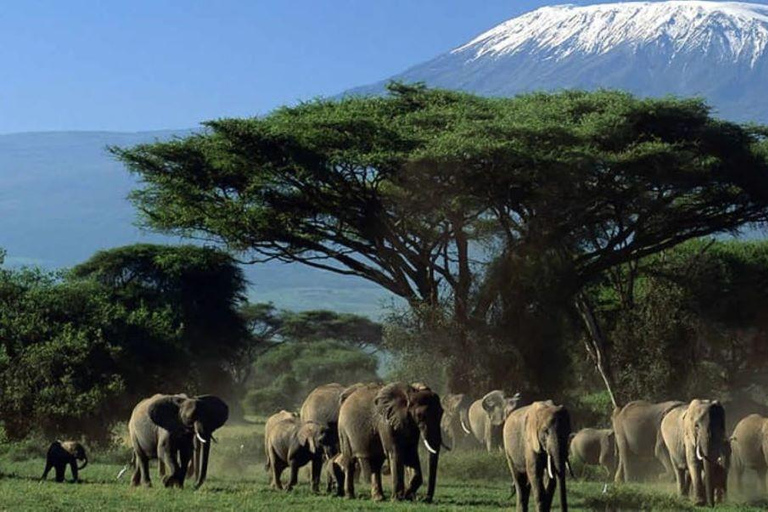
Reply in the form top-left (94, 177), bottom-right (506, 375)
top-left (0, 244), bottom-right (249, 444)
top-left (113, 84), bottom-right (768, 402)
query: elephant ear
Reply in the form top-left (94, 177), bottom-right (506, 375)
top-left (195, 395), bottom-right (230, 431)
top-left (481, 390), bottom-right (505, 414)
top-left (148, 395), bottom-right (187, 433)
top-left (374, 383), bottom-right (409, 431)
top-left (298, 422), bottom-right (320, 454)
top-left (525, 403), bottom-right (544, 453)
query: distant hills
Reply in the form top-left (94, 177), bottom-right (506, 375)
top-left (349, 1), bottom-right (768, 124)
top-left (7, 2), bottom-right (768, 319)
top-left (0, 131), bottom-right (391, 318)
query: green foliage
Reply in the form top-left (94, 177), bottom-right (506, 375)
top-left (603, 239), bottom-right (768, 402)
top-left (0, 244), bottom-right (249, 444)
top-left (113, 84), bottom-right (768, 394)
top-left (243, 340), bottom-right (378, 415)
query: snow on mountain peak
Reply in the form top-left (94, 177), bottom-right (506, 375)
top-left (453, 1), bottom-right (768, 67)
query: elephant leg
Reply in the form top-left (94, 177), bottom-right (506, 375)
top-left (54, 463), bottom-right (65, 483)
top-left (655, 435), bottom-right (675, 481)
top-left (687, 462), bottom-right (704, 505)
top-left (270, 450), bottom-right (284, 490)
top-left (343, 456), bottom-right (355, 499)
top-left (69, 459), bottom-right (79, 483)
top-left (673, 467), bottom-right (686, 496)
top-left (527, 460), bottom-right (546, 512)
top-left (137, 453), bottom-right (151, 487)
top-left (404, 458), bottom-right (423, 500)
top-left (310, 455), bottom-right (322, 493)
top-left (158, 460), bottom-right (166, 478)
top-left (758, 466), bottom-right (767, 495)
top-left (389, 451), bottom-right (405, 500)
top-left (286, 462), bottom-right (299, 491)
top-left (178, 442), bottom-right (193, 489)
top-left (330, 458), bottom-right (344, 497)
top-left (359, 458), bottom-right (382, 502)
top-left (41, 460), bottom-right (53, 481)
top-left (159, 449), bottom-right (179, 488)
top-left (512, 471), bottom-right (530, 512)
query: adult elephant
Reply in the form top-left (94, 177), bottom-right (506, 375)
top-left (731, 413), bottom-right (768, 494)
top-left (612, 400), bottom-right (683, 483)
top-left (441, 393), bottom-right (474, 450)
top-left (128, 393), bottom-right (229, 488)
top-left (504, 400), bottom-right (571, 512)
top-left (469, 390), bottom-right (522, 452)
top-left (337, 382), bottom-right (444, 502)
top-left (660, 399), bottom-right (728, 506)
top-left (299, 383), bottom-right (347, 492)
top-left (569, 428), bottom-right (616, 480)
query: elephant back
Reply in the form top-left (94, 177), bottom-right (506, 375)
top-left (300, 383), bottom-right (345, 425)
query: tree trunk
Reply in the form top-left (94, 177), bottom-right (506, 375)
top-left (574, 293), bottom-right (618, 409)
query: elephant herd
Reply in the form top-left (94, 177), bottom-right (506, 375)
top-left (31, 385), bottom-right (768, 511)
top-left (266, 384), bottom-right (570, 511)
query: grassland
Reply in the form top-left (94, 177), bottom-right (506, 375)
top-left (0, 419), bottom-right (766, 511)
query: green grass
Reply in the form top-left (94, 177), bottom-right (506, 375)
top-left (1, 421), bottom-right (766, 511)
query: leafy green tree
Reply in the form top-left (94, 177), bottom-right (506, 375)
top-left (242, 340), bottom-right (378, 416)
top-left (113, 85), bottom-right (768, 398)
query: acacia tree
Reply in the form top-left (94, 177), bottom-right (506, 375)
top-left (113, 85), bottom-right (768, 397)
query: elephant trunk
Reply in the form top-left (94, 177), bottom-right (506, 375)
top-left (78, 457), bottom-right (88, 470)
top-left (558, 473), bottom-right (568, 512)
top-left (703, 457), bottom-right (715, 507)
top-left (426, 449), bottom-right (439, 503)
top-left (423, 424), bottom-right (442, 502)
top-left (194, 437), bottom-right (211, 489)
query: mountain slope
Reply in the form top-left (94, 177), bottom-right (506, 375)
top-left (0, 131), bottom-right (391, 317)
top-left (349, 1), bottom-right (768, 123)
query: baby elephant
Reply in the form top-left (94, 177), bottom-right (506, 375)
top-left (264, 410), bottom-right (329, 491)
top-left (41, 440), bottom-right (88, 482)
top-left (569, 428), bottom-right (616, 479)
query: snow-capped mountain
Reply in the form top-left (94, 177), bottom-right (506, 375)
top-left (349, 1), bottom-right (768, 123)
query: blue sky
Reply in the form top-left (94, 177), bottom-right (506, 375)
top-left (2, 0), bottom-right (767, 133)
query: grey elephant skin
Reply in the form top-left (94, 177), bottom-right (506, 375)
top-left (300, 382), bottom-right (347, 492)
top-left (469, 390), bottom-right (521, 452)
top-left (731, 413), bottom-right (768, 495)
top-left (569, 428), bottom-right (615, 479)
top-left (612, 400), bottom-right (683, 483)
top-left (660, 399), bottom-right (728, 506)
top-left (128, 393), bottom-right (229, 488)
top-left (41, 440), bottom-right (87, 482)
top-left (441, 393), bottom-right (474, 450)
top-left (264, 410), bottom-right (328, 491)
top-left (504, 400), bottom-right (571, 512)
top-left (337, 382), bottom-right (444, 502)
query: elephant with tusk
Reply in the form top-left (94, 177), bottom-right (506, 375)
top-left (469, 390), bottom-right (522, 452)
top-left (441, 393), bottom-right (474, 450)
top-left (127, 393), bottom-right (228, 489)
top-left (337, 382), bottom-right (445, 502)
top-left (660, 399), bottom-right (728, 506)
top-left (504, 400), bottom-right (572, 512)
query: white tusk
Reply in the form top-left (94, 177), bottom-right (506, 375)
top-left (696, 444), bottom-right (703, 461)
top-left (460, 419), bottom-right (471, 435)
top-left (547, 453), bottom-right (554, 480)
top-left (423, 439), bottom-right (438, 455)
top-left (196, 431), bottom-right (208, 444)
top-left (116, 466), bottom-right (128, 480)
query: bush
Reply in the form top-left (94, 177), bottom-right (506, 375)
top-left (242, 388), bottom-right (292, 417)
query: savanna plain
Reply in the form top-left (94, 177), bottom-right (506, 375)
top-left (0, 419), bottom-right (764, 512)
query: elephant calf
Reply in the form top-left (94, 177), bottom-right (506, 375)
top-left (569, 428), bottom-right (616, 480)
top-left (264, 410), bottom-right (329, 491)
top-left (41, 440), bottom-right (87, 483)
